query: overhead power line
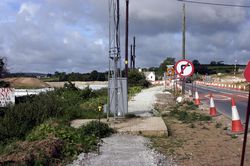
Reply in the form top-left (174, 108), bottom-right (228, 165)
top-left (177, 0), bottom-right (250, 8)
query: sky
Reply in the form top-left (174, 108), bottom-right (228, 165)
top-left (0, 0), bottom-right (249, 73)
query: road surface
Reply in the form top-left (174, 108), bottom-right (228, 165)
top-left (186, 83), bottom-right (248, 123)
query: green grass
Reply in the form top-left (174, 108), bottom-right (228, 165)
top-left (167, 101), bottom-right (211, 123)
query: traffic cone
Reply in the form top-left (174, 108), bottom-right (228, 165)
top-left (209, 94), bottom-right (217, 116)
top-left (194, 91), bottom-right (200, 105)
top-left (231, 98), bottom-right (244, 133)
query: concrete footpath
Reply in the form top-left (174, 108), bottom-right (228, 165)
top-left (69, 86), bottom-right (172, 166)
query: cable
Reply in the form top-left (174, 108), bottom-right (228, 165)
top-left (177, 0), bottom-right (250, 8)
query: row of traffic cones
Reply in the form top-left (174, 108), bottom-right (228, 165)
top-left (188, 89), bottom-right (244, 133)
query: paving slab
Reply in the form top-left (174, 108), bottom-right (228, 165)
top-left (71, 117), bottom-right (168, 137)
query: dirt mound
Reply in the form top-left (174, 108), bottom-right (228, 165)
top-left (1, 77), bottom-right (50, 88)
top-left (0, 137), bottom-right (63, 165)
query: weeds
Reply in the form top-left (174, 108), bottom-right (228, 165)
top-left (170, 110), bottom-right (211, 123)
top-left (215, 122), bottom-right (222, 128)
top-left (189, 123), bottom-right (196, 128)
top-left (231, 134), bottom-right (238, 139)
top-left (125, 113), bottom-right (138, 119)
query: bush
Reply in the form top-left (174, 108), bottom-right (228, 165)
top-left (125, 113), bottom-right (138, 118)
top-left (0, 81), bottom-right (10, 87)
top-left (26, 120), bottom-right (97, 158)
top-left (0, 92), bottom-right (63, 144)
top-left (0, 87), bottom-right (107, 145)
top-left (128, 70), bottom-right (150, 88)
top-left (81, 121), bottom-right (114, 138)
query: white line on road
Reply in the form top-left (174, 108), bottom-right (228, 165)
top-left (237, 95), bottom-right (248, 99)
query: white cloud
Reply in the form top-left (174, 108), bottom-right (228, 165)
top-left (0, 0), bottom-right (249, 73)
top-left (18, 2), bottom-right (40, 16)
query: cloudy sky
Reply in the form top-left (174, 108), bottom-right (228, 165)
top-left (0, 0), bottom-right (249, 73)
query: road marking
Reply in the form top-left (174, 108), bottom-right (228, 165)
top-left (237, 95), bottom-right (248, 99)
top-left (204, 94), bottom-right (231, 101)
top-left (196, 85), bottom-right (234, 95)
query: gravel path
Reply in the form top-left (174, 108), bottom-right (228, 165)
top-left (69, 86), bottom-right (174, 166)
top-left (128, 86), bottom-right (164, 117)
top-left (69, 134), bottom-right (174, 166)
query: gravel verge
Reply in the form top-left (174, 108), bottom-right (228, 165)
top-left (68, 134), bottom-right (175, 166)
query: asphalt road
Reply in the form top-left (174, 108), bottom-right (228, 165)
top-left (185, 83), bottom-right (249, 123)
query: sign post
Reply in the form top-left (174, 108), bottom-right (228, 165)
top-left (98, 105), bottom-right (102, 155)
top-left (240, 60), bottom-right (250, 166)
top-left (175, 60), bottom-right (194, 95)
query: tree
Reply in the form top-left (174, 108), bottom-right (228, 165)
top-left (192, 59), bottom-right (200, 73)
top-left (89, 70), bottom-right (99, 81)
top-left (0, 57), bottom-right (8, 78)
top-left (128, 70), bottom-right (150, 88)
top-left (210, 61), bottom-right (216, 65)
top-left (157, 57), bottom-right (175, 76)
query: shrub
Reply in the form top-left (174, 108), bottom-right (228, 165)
top-left (0, 92), bottom-right (63, 144)
top-left (128, 70), bottom-right (150, 88)
top-left (0, 87), bottom-right (107, 145)
top-left (81, 121), bottom-right (114, 138)
top-left (125, 113), bottom-right (138, 118)
top-left (26, 120), bottom-right (97, 158)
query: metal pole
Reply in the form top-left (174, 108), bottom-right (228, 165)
top-left (182, 3), bottom-right (186, 95)
top-left (240, 84), bottom-right (250, 166)
top-left (98, 106), bottom-right (102, 155)
top-left (133, 36), bottom-right (136, 69)
top-left (130, 44), bottom-right (133, 69)
top-left (125, 0), bottom-right (129, 77)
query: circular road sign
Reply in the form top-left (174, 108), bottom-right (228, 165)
top-left (175, 59), bottom-right (194, 77)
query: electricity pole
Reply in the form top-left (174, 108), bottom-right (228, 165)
top-left (133, 36), bottom-right (136, 69)
top-left (182, 3), bottom-right (186, 95)
top-left (130, 44), bottom-right (133, 69)
top-left (125, 0), bottom-right (129, 77)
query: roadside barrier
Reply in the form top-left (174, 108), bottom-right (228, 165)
top-left (231, 98), bottom-right (244, 133)
top-left (194, 91), bottom-right (201, 105)
top-left (195, 81), bottom-right (247, 91)
top-left (209, 93), bottom-right (218, 117)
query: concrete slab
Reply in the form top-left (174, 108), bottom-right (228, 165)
top-left (112, 117), bottom-right (168, 137)
top-left (71, 117), bottom-right (168, 137)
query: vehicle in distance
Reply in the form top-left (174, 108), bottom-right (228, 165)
top-left (185, 77), bottom-right (192, 83)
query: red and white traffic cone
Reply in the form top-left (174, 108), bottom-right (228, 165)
top-left (209, 94), bottom-right (217, 116)
top-left (194, 91), bottom-right (200, 105)
top-left (231, 98), bottom-right (244, 133)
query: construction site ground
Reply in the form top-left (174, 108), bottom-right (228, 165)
top-left (1, 77), bottom-right (50, 88)
top-left (153, 92), bottom-right (250, 166)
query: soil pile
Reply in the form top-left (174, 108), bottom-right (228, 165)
top-left (1, 77), bottom-right (50, 88)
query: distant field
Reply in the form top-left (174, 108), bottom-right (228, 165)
top-left (205, 65), bottom-right (245, 74)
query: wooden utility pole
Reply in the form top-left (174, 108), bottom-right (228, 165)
top-left (182, 3), bottom-right (186, 95)
top-left (130, 44), bottom-right (133, 69)
top-left (125, 0), bottom-right (129, 77)
top-left (133, 36), bottom-right (136, 69)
